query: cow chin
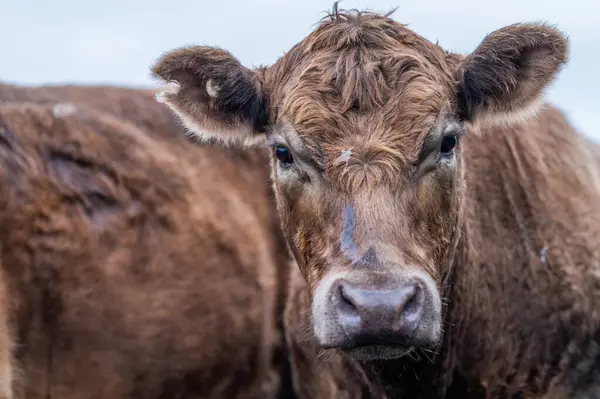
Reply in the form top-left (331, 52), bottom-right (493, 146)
top-left (311, 269), bottom-right (443, 361)
top-left (344, 344), bottom-right (414, 361)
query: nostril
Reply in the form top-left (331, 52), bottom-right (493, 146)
top-left (334, 282), bottom-right (360, 316)
top-left (400, 283), bottom-right (424, 325)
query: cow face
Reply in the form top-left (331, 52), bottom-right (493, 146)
top-left (152, 9), bottom-right (567, 360)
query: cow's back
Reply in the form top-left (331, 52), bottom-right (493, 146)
top-left (0, 87), bottom-right (289, 399)
top-left (0, 83), bottom-right (179, 142)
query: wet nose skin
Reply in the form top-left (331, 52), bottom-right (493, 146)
top-left (331, 279), bottom-right (425, 347)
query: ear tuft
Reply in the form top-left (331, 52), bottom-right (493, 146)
top-left (456, 23), bottom-right (568, 128)
top-left (205, 79), bottom-right (220, 99)
top-left (151, 46), bottom-right (268, 147)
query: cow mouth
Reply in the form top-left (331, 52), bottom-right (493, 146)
top-left (342, 344), bottom-right (413, 361)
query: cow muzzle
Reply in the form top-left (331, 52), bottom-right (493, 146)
top-left (312, 269), bottom-right (442, 360)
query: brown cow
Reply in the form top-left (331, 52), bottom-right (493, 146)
top-left (152, 6), bottom-right (600, 398)
top-left (0, 85), bottom-right (294, 398)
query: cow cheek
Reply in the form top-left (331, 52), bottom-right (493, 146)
top-left (280, 185), bottom-right (332, 288)
top-left (415, 177), bottom-right (456, 263)
top-left (275, 181), bottom-right (303, 236)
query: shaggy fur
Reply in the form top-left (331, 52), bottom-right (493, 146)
top-left (152, 6), bottom-right (600, 399)
top-left (0, 83), bottom-right (294, 399)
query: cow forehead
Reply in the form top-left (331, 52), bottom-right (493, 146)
top-left (276, 47), bottom-right (450, 122)
top-left (276, 82), bottom-right (449, 190)
top-left (263, 11), bottom-right (459, 189)
top-left (264, 10), bottom-right (455, 121)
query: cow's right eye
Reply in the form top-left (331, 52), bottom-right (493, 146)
top-left (440, 134), bottom-right (457, 155)
top-left (275, 145), bottom-right (294, 166)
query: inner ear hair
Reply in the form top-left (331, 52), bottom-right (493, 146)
top-left (150, 46), bottom-right (270, 147)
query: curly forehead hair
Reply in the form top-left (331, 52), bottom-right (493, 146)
top-left (262, 4), bottom-right (457, 189)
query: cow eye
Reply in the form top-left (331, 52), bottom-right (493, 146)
top-left (440, 134), bottom-right (457, 155)
top-left (274, 145), bottom-right (294, 166)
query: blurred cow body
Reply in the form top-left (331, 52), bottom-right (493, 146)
top-left (0, 83), bottom-right (293, 399)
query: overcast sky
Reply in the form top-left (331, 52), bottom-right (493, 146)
top-left (1, 0), bottom-right (597, 140)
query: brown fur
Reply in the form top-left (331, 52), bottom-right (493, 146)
top-left (0, 83), bottom-right (294, 398)
top-left (152, 6), bottom-right (600, 398)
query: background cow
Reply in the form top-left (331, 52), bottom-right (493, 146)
top-left (0, 84), bottom-right (294, 398)
top-left (152, 7), bottom-right (600, 398)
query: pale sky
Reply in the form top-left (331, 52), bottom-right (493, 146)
top-left (0, 0), bottom-right (597, 140)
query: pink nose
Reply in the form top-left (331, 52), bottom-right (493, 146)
top-left (330, 279), bottom-right (425, 346)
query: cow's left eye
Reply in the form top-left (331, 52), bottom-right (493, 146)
top-left (440, 134), bottom-right (457, 155)
top-left (275, 145), bottom-right (294, 166)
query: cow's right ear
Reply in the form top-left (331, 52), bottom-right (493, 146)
top-left (151, 46), bottom-right (268, 147)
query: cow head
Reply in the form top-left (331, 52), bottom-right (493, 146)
top-left (152, 8), bottom-right (567, 360)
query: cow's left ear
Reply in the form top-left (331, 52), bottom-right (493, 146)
top-left (151, 46), bottom-right (268, 147)
top-left (455, 23), bottom-right (568, 128)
